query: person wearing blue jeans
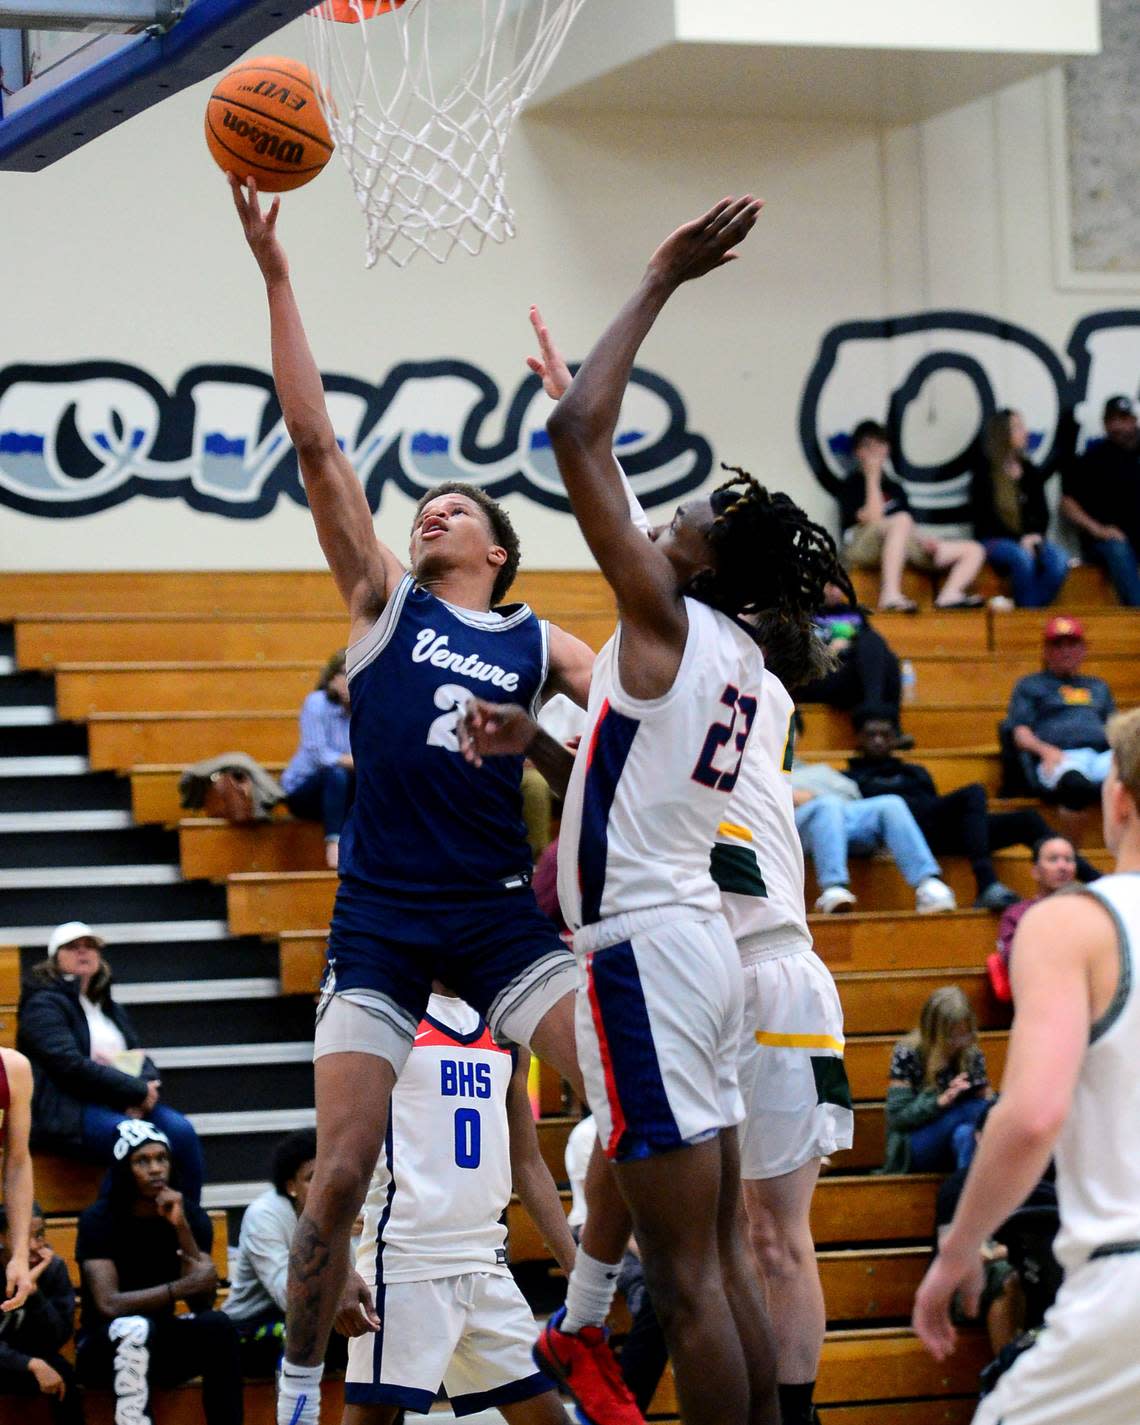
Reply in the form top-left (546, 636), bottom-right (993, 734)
top-left (17, 923), bottom-right (208, 1203)
top-left (982, 538), bottom-right (1068, 608)
top-left (281, 650), bottom-right (353, 868)
top-left (970, 409), bottom-right (1068, 608)
top-left (908, 1095), bottom-right (988, 1172)
top-left (793, 791), bottom-right (956, 914)
top-left (1060, 395), bottom-right (1140, 606)
top-left (80, 1103), bottom-right (204, 1203)
top-left (1091, 535), bottom-right (1140, 606)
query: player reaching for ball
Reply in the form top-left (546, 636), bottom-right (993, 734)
top-left (463, 197), bottom-right (847, 1425)
top-left (227, 175), bottom-right (597, 1425)
top-left (469, 302), bottom-right (855, 1425)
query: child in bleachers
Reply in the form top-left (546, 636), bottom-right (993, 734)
top-left (884, 986), bottom-right (993, 1174)
top-left (0, 1201), bottom-right (82, 1423)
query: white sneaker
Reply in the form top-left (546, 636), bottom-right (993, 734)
top-left (814, 885), bottom-right (857, 914)
top-left (915, 876), bottom-right (957, 913)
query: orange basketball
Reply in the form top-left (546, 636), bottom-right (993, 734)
top-left (204, 56), bottom-right (333, 193)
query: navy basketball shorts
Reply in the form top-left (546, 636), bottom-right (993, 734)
top-left (314, 875), bottom-right (576, 1071)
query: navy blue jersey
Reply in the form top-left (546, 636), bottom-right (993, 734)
top-left (339, 574), bottom-right (549, 895)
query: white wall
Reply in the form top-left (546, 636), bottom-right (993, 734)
top-left (0, 14), bottom-right (1137, 572)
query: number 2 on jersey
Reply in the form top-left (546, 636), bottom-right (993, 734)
top-left (692, 684), bottom-right (757, 793)
top-left (426, 683), bottom-right (473, 752)
top-left (454, 1107), bottom-right (481, 1169)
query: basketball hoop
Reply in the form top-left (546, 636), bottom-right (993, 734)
top-left (305, 0), bottom-right (587, 268)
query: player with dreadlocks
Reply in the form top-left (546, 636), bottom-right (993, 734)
top-left (460, 201), bottom-right (847, 1425)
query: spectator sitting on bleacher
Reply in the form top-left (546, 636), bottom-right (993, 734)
top-left (884, 987), bottom-right (993, 1174)
top-left (837, 419), bottom-right (985, 612)
top-left (847, 710), bottom-right (1070, 911)
top-left (75, 1121), bottom-right (241, 1425)
top-left (0, 1201), bottom-right (82, 1424)
top-left (1005, 616), bottom-right (1116, 811)
top-left (794, 582), bottom-right (906, 729)
top-left (280, 650), bottom-right (353, 870)
top-left (790, 757), bottom-right (956, 914)
top-left (18, 923), bottom-right (205, 1203)
top-left (224, 1128), bottom-right (316, 1376)
top-left (968, 409), bottom-right (1069, 609)
top-left (1060, 395), bottom-right (1140, 607)
top-left (996, 836), bottom-right (1083, 970)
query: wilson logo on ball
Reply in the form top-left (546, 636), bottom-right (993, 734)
top-left (220, 110), bottom-right (305, 165)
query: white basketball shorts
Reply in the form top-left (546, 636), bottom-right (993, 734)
top-left (737, 942), bottom-right (854, 1180)
top-left (344, 1271), bottom-right (554, 1415)
top-left (973, 1252), bottom-right (1140, 1425)
top-left (572, 906), bottom-right (745, 1162)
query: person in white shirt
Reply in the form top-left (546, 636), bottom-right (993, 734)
top-left (16, 922), bottom-right (206, 1201)
top-left (224, 1128), bottom-right (321, 1374)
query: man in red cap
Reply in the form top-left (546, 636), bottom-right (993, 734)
top-left (1004, 616), bottom-right (1116, 811)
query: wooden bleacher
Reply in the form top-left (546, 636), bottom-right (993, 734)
top-left (6, 565), bottom-right (1133, 1422)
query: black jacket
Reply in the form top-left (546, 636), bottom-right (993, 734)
top-left (969, 457), bottom-right (1052, 542)
top-left (16, 971), bottom-right (157, 1149)
top-left (0, 1255), bottom-right (75, 1371)
top-left (845, 754), bottom-right (941, 822)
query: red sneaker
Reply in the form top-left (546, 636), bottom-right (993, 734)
top-left (533, 1308), bottom-right (645, 1425)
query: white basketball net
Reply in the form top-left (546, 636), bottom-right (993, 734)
top-left (305, 0), bottom-right (587, 268)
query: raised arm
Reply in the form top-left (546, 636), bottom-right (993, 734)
top-left (545, 198), bottom-right (761, 643)
top-left (228, 176), bottom-right (405, 630)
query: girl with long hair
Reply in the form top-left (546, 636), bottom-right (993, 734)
top-left (884, 985), bottom-right (992, 1172)
top-left (970, 408), bottom-right (1069, 607)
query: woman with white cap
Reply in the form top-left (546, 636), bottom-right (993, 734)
top-left (16, 923), bottom-right (205, 1202)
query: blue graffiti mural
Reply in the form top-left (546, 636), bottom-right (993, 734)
top-left (0, 359), bottom-right (711, 520)
top-left (798, 308), bottom-right (1140, 529)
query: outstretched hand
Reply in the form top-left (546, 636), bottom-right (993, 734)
top-left (2, 1257), bottom-right (33, 1313)
top-left (228, 172), bottom-right (289, 285)
top-left (526, 305), bottom-right (573, 400)
top-left (457, 700), bottom-right (538, 768)
top-left (646, 195), bottom-right (764, 288)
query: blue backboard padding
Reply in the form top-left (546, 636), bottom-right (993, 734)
top-left (0, 0), bottom-right (315, 170)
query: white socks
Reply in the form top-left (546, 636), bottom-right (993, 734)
top-left (561, 1247), bottom-right (621, 1334)
top-left (277, 1361), bottom-right (324, 1425)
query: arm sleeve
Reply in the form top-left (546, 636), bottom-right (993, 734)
top-left (297, 693), bottom-right (343, 770)
top-left (75, 1208), bottom-right (113, 1265)
top-left (885, 1082), bottom-right (942, 1132)
top-left (237, 1200), bottom-right (292, 1312)
top-left (1005, 676), bottom-right (1040, 731)
top-left (1098, 680), bottom-right (1116, 719)
top-left (23, 1259), bottom-right (76, 1348)
top-left (18, 995), bottom-right (149, 1109)
top-left (0, 1339), bottom-right (32, 1372)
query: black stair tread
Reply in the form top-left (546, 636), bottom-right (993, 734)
top-left (0, 724), bottom-right (86, 758)
top-left (0, 827), bottom-right (178, 869)
top-left (18, 936), bottom-right (276, 984)
top-left (128, 997), bottom-right (316, 1048)
top-left (0, 772), bottom-right (130, 814)
top-left (203, 1132), bottom-right (312, 1188)
top-left (0, 671), bottom-right (54, 707)
top-left (161, 1062), bottom-right (314, 1114)
top-left (0, 627), bottom-right (14, 658)
top-left (0, 880), bottom-right (226, 928)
